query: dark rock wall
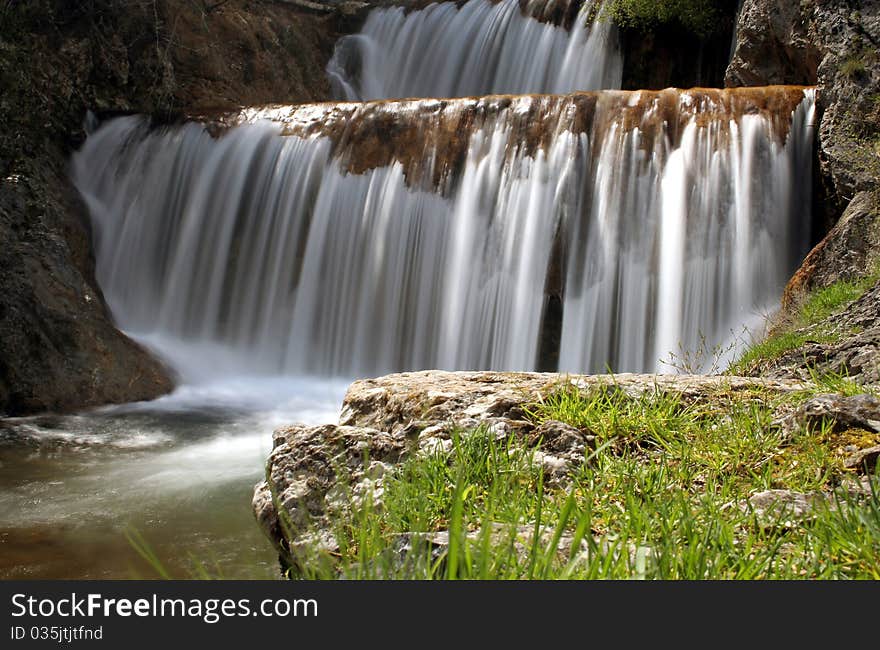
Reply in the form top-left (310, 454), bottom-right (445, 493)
top-left (0, 150), bottom-right (174, 414)
top-left (619, 17), bottom-right (740, 90)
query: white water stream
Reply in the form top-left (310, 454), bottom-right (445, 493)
top-left (72, 90), bottom-right (816, 378)
top-left (328, 0), bottom-right (622, 100)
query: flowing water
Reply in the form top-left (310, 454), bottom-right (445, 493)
top-left (327, 0), bottom-right (622, 100)
top-left (1, 0), bottom-right (818, 579)
top-left (0, 376), bottom-right (348, 578)
top-left (72, 89), bottom-right (815, 376)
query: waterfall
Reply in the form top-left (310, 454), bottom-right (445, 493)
top-left (72, 88), bottom-right (815, 379)
top-left (327, 0), bottom-right (622, 100)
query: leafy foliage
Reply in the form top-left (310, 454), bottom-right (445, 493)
top-left (600, 0), bottom-right (735, 38)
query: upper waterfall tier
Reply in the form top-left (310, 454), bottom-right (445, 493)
top-left (73, 87), bottom-right (815, 379)
top-left (327, 0), bottom-right (622, 100)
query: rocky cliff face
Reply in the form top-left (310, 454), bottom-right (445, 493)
top-left (0, 0), bottom-right (360, 415)
top-left (726, 0), bottom-right (822, 88)
top-left (0, 145), bottom-right (174, 415)
top-left (618, 5), bottom-right (740, 90)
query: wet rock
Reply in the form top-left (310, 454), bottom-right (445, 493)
top-left (228, 88), bottom-right (810, 194)
top-left (0, 158), bottom-right (175, 416)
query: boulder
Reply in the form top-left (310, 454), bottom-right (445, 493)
top-left (746, 489), bottom-right (827, 529)
top-left (777, 392), bottom-right (880, 436)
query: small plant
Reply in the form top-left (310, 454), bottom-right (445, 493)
top-left (729, 330), bottom-right (817, 375)
top-left (524, 381), bottom-right (694, 453)
top-left (293, 427), bottom-right (574, 580)
top-left (660, 328), bottom-right (747, 374)
top-left (798, 366), bottom-right (880, 398)
top-left (840, 56), bottom-right (867, 79)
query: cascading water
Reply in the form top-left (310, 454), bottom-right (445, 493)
top-left (327, 0), bottom-right (622, 100)
top-left (72, 88), bottom-right (815, 379)
top-left (4, 0), bottom-right (821, 580)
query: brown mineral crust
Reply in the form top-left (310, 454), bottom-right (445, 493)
top-left (206, 86), bottom-right (813, 193)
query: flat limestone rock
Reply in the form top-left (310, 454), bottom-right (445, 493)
top-left (844, 445), bottom-right (880, 475)
top-left (339, 371), bottom-right (807, 436)
top-left (747, 489), bottom-right (827, 529)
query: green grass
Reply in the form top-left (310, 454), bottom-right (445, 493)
top-left (801, 276), bottom-right (876, 323)
top-left (730, 331), bottom-right (818, 375)
top-left (796, 366), bottom-right (880, 398)
top-left (729, 270), bottom-right (880, 374)
top-left (282, 382), bottom-right (880, 580)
